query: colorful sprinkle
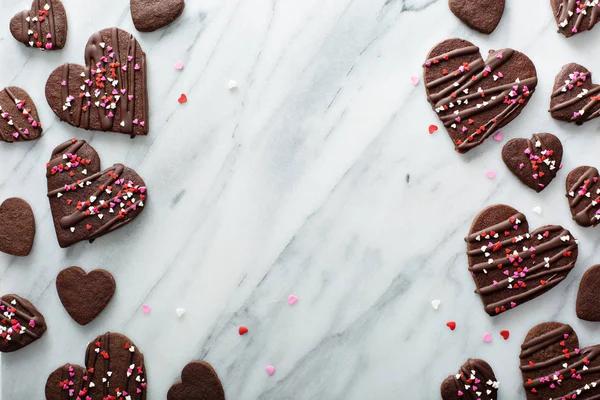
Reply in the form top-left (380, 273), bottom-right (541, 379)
top-left (265, 365), bottom-right (275, 376)
top-left (239, 326), bottom-right (249, 335)
top-left (174, 60), bottom-right (184, 70)
top-left (483, 332), bottom-right (492, 343)
top-left (428, 124), bottom-right (438, 134)
top-left (178, 94), bottom-right (188, 104)
top-left (288, 295), bottom-right (299, 305)
top-left (142, 304), bottom-right (151, 314)
top-left (410, 76), bottom-right (420, 86)
top-left (446, 321), bottom-right (456, 331)
top-left (486, 170), bottom-right (496, 179)
top-left (493, 131), bottom-right (503, 141)
top-left (500, 330), bottom-right (510, 340)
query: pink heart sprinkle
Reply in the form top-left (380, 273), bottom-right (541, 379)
top-left (28, 320), bottom-right (35, 328)
top-left (142, 304), bottom-right (151, 314)
top-left (410, 76), bottom-right (419, 86)
top-left (288, 295), bottom-right (299, 305)
top-left (174, 60), bottom-right (184, 70)
top-left (457, 390), bottom-right (464, 396)
top-left (265, 365), bottom-right (275, 376)
top-left (486, 171), bottom-right (496, 179)
top-left (493, 131), bottom-right (502, 141)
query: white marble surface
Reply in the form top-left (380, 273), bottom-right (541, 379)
top-left (2, 0), bottom-right (600, 398)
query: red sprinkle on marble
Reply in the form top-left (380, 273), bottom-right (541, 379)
top-left (446, 321), bottom-right (456, 331)
top-left (239, 326), bottom-right (249, 335)
top-left (178, 94), bottom-right (188, 104)
top-left (428, 124), bottom-right (438, 134)
top-left (500, 330), bottom-right (510, 340)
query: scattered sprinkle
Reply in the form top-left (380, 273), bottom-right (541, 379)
top-left (410, 76), bottom-right (420, 86)
top-left (142, 304), bottom-right (151, 314)
top-left (532, 206), bottom-right (542, 215)
top-left (178, 94), bottom-right (188, 104)
top-left (288, 295), bottom-right (299, 305)
top-left (428, 124), bottom-right (438, 134)
top-left (431, 299), bottom-right (441, 310)
top-left (446, 321), bottom-right (456, 331)
top-left (175, 308), bottom-right (186, 318)
top-left (500, 330), bottom-right (510, 340)
top-left (239, 326), bottom-right (249, 335)
top-left (493, 131), bottom-right (503, 141)
top-left (483, 332), bottom-right (492, 343)
top-left (174, 60), bottom-right (184, 70)
top-left (265, 365), bottom-right (275, 376)
top-left (486, 170), bottom-right (496, 179)
top-left (228, 80), bottom-right (238, 90)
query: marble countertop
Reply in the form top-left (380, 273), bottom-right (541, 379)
top-left (2, 0), bottom-right (600, 398)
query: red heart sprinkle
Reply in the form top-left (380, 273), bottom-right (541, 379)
top-left (178, 94), bottom-right (188, 104)
top-left (446, 321), bottom-right (456, 331)
top-left (238, 326), bottom-right (249, 335)
top-left (428, 124), bottom-right (438, 134)
top-left (500, 330), bottom-right (510, 340)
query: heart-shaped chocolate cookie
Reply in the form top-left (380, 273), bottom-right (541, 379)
top-left (131, 0), bottom-right (185, 32)
top-left (46, 139), bottom-right (148, 248)
top-left (56, 266), bottom-right (116, 325)
top-left (440, 358), bottom-right (499, 400)
top-left (168, 361), bottom-right (225, 400)
top-left (0, 87), bottom-right (43, 142)
top-left (502, 133), bottom-right (563, 192)
top-left (423, 38), bottom-right (537, 153)
top-left (45, 28), bottom-right (149, 137)
top-left (550, 63), bottom-right (600, 124)
top-left (576, 264), bottom-right (600, 321)
top-left (520, 322), bottom-right (600, 399)
top-left (566, 165), bottom-right (600, 227)
top-left (0, 294), bottom-right (47, 352)
top-left (449, 0), bottom-right (505, 34)
top-left (0, 198), bottom-right (35, 256)
top-left (45, 332), bottom-right (147, 400)
top-left (10, 0), bottom-right (67, 50)
top-left (466, 204), bottom-right (578, 316)
top-left (551, 0), bottom-right (600, 37)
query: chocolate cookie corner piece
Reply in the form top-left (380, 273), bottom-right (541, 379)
top-left (45, 363), bottom-right (85, 400)
top-left (56, 266), bottom-right (116, 325)
top-left (0, 87), bottom-right (43, 143)
top-left (423, 38), bottom-right (537, 153)
top-left (551, 0), bottom-right (600, 37)
top-left (131, 0), bottom-right (185, 32)
top-left (577, 265), bottom-right (600, 321)
top-left (0, 197), bottom-right (35, 256)
top-left (449, 0), bottom-right (505, 34)
top-left (441, 358), bottom-right (499, 400)
top-left (502, 133), bottom-right (563, 192)
top-left (10, 0), bottom-right (68, 50)
top-left (566, 165), bottom-right (600, 227)
top-left (550, 63), bottom-right (600, 125)
top-left (0, 294), bottom-right (47, 352)
top-left (168, 361), bottom-right (225, 400)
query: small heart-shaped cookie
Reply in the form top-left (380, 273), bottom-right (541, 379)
top-left (440, 358), bottom-right (499, 400)
top-left (56, 266), bottom-right (116, 325)
top-left (423, 38), bottom-right (537, 153)
top-left (520, 322), bottom-right (600, 399)
top-left (449, 0), bottom-right (505, 34)
top-left (576, 264), bottom-right (600, 321)
top-left (0, 198), bottom-right (35, 256)
top-left (45, 28), bottom-right (149, 137)
top-left (0, 294), bottom-right (47, 352)
top-left (46, 139), bottom-right (148, 248)
top-left (131, 0), bottom-right (185, 32)
top-left (466, 204), bottom-right (578, 316)
top-left (550, 63), bottom-right (600, 124)
top-left (502, 133), bottom-right (563, 192)
top-left (45, 332), bottom-right (147, 399)
top-left (551, 0), bottom-right (600, 37)
top-left (10, 0), bottom-right (67, 50)
top-left (566, 165), bottom-right (600, 227)
top-left (0, 87), bottom-right (43, 142)
top-left (168, 361), bottom-right (225, 400)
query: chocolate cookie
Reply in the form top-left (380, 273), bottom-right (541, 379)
top-left (440, 358), bottom-right (499, 400)
top-left (46, 139), bottom-right (147, 248)
top-left (168, 361), bottom-right (225, 400)
top-left (550, 63), bottom-right (600, 124)
top-left (502, 133), bottom-right (563, 192)
top-left (45, 332), bottom-right (147, 399)
top-left (423, 38), bottom-right (537, 153)
top-left (0, 87), bottom-right (43, 142)
top-left (10, 0), bottom-right (67, 50)
top-left (56, 266), bottom-right (116, 325)
top-left (131, 0), bottom-right (185, 32)
top-left (576, 265), bottom-right (600, 321)
top-left (448, 0), bottom-right (505, 34)
top-left (566, 165), bottom-right (600, 227)
top-left (45, 28), bottom-right (148, 137)
top-left (551, 0), bottom-right (600, 37)
top-left (0, 294), bottom-right (47, 352)
top-left (520, 322), bottom-right (600, 399)
top-left (0, 198), bottom-right (35, 256)
top-left (466, 204), bottom-right (578, 316)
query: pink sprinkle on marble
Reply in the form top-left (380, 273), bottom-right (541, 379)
top-left (493, 132), bottom-right (502, 141)
top-left (486, 171), bottom-right (496, 179)
top-left (142, 304), bottom-right (151, 314)
top-left (288, 295), bottom-right (299, 305)
top-left (265, 365), bottom-right (275, 376)
top-left (174, 60), bottom-right (184, 70)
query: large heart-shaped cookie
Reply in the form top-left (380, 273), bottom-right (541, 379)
top-left (0, 294), bottom-right (47, 352)
top-left (449, 0), bottom-right (505, 34)
top-left (520, 322), bottom-right (600, 399)
top-left (551, 0), bottom-right (600, 37)
top-left (566, 165), bottom-right (600, 227)
top-left (423, 38), bottom-right (537, 153)
top-left (466, 204), bottom-right (578, 316)
top-left (0, 87), bottom-right (43, 142)
top-left (0, 198), bottom-right (35, 256)
top-left (46, 139), bottom-right (148, 248)
top-left (502, 133), bottom-right (563, 192)
top-left (550, 63), bottom-right (600, 125)
top-left (131, 0), bottom-right (185, 32)
top-left (10, 0), bottom-right (68, 50)
top-left (576, 264), bottom-right (600, 321)
top-left (56, 266), bottom-right (116, 325)
top-left (45, 332), bottom-right (147, 400)
top-left (440, 358), bottom-right (499, 400)
top-left (45, 28), bottom-right (149, 137)
top-left (168, 361), bottom-right (225, 400)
